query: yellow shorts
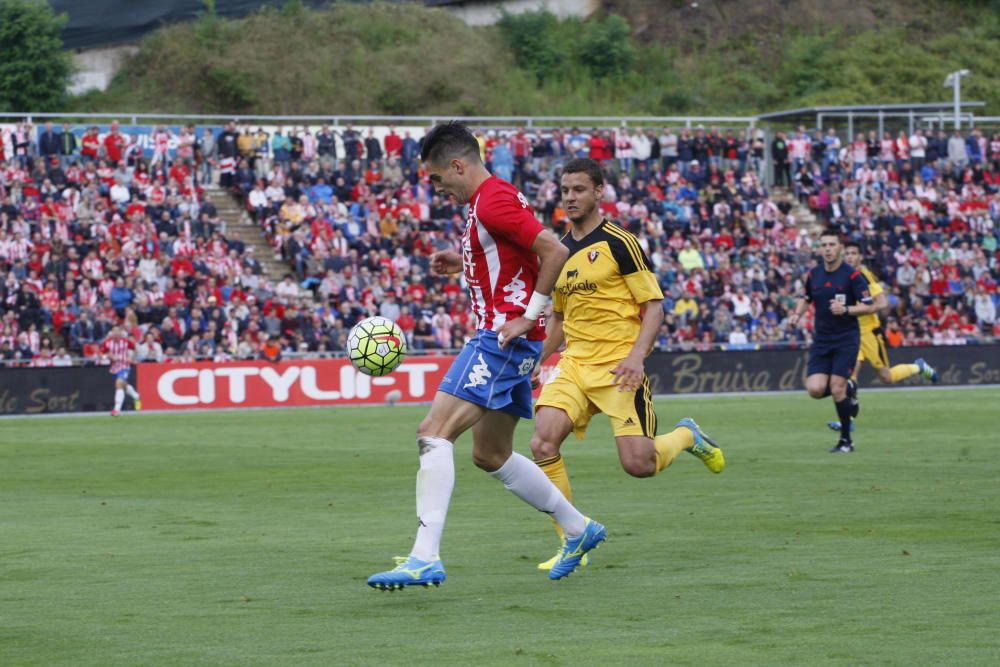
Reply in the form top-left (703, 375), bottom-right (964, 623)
top-left (858, 328), bottom-right (890, 369)
top-left (535, 356), bottom-right (657, 440)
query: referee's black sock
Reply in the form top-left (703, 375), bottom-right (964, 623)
top-left (835, 398), bottom-right (853, 441)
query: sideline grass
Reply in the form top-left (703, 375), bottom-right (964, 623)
top-left (2, 389), bottom-right (999, 666)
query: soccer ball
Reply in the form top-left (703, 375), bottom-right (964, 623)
top-left (347, 316), bottom-right (407, 376)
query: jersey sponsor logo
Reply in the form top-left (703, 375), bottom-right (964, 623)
top-left (516, 192), bottom-right (530, 208)
top-left (557, 271), bottom-right (598, 296)
top-left (502, 267), bottom-right (528, 308)
top-left (587, 250), bottom-right (600, 263)
top-left (463, 354), bottom-right (492, 389)
top-left (517, 356), bottom-right (536, 376)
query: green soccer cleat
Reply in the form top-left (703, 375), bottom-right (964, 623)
top-left (367, 556), bottom-right (446, 591)
top-left (915, 358), bottom-right (939, 383)
top-left (677, 417), bottom-right (725, 473)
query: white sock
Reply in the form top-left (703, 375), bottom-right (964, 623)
top-left (125, 384), bottom-right (139, 400)
top-left (114, 388), bottom-right (124, 411)
top-left (410, 436), bottom-right (454, 562)
top-left (489, 452), bottom-right (587, 538)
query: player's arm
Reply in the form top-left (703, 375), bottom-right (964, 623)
top-left (830, 271), bottom-right (877, 316)
top-left (863, 269), bottom-right (890, 314)
top-left (788, 272), bottom-right (811, 327)
top-left (537, 308), bottom-right (565, 365)
top-left (608, 233), bottom-right (665, 391)
top-left (429, 250), bottom-right (462, 275)
top-left (610, 298), bottom-right (664, 392)
top-left (530, 308), bottom-right (564, 389)
top-left (497, 229), bottom-right (568, 348)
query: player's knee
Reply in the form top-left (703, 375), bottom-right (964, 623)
top-left (471, 448), bottom-right (506, 473)
top-left (620, 453), bottom-right (656, 478)
top-left (529, 433), bottom-right (560, 461)
top-left (877, 367), bottom-right (893, 383)
top-left (806, 382), bottom-right (827, 399)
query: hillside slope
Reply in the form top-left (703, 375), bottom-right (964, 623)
top-left (71, 0), bottom-right (1000, 116)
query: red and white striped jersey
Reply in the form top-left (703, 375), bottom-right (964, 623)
top-left (101, 336), bottom-right (135, 374)
top-left (461, 176), bottom-right (546, 340)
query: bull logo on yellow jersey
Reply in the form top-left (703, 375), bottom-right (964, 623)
top-left (559, 267), bottom-right (598, 296)
top-left (587, 250), bottom-right (599, 263)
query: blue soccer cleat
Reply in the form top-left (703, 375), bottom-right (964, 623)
top-left (915, 358), bottom-right (939, 383)
top-left (549, 518), bottom-right (606, 581)
top-left (826, 421), bottom-right (855, 433)
top-left (677, 417), bottom-right (725, 473)
top-left (367, 556), bottom-right (446, 591)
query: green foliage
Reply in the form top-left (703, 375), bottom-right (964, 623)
top-left (0, 0), bottom-right (72, 112)
top-left (577, 14), bottom-right (636, 80)
top-left (496, 9), bottom-right (571, 84)
top-left (68, 3), bottom-right (1000, 117)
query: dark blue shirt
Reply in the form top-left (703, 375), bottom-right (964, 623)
top-left (804, 262), bottom-right (872, 343)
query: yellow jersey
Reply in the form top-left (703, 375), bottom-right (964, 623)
top-left (856, 265), bottom-right (884, 333)
top-left (552, 220), bottom-right (663, 364)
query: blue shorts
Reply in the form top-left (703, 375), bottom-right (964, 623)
top-left (438, 330), bottom-right (542, 420)
top-left (807, 339), bottom-right (860, 379)
top-left (113, 369), bottom-right (131, 382)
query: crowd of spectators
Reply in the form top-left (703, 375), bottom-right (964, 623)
top-left (0, 118), bottom-right (997, 367)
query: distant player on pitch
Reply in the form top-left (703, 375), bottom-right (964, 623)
top-left (101, 326), bottom-right (141, 417)
top-left (366, 123), bottom-right (605, 591)
top-left (789, 230), bottom-right (877, 453)
top-left (528, 158), bottom-right (724, 570)
top-left (825, 242), bottom-right (939, 433)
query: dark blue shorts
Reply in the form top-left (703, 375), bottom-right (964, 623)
top-left (807, 339), bottom-right (860, 379)
top-left (437, 330), bottom-right (541, 420)
top-left (113, 369), bottom-right (131, 382)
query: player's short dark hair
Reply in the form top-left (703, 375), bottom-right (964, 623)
top-left (420, 122), bottom-right (481, 165)
top-left (561, 157), bottom-right (604, 187)
top-left (844, 240), bottom-right (861, 251)
top-left (819, 227), bottom-right (841, 241)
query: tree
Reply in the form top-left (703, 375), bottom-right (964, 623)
top-left (0, 0), bottom-right (72, 111)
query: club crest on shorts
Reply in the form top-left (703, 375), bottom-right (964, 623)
top-left (587, 250), bottom-right (599, 263)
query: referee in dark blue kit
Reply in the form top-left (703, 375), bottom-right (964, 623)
top-left (789, 229), bottom-right (878, 453)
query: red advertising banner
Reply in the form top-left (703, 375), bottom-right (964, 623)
top-left (136, 357), bottom-right (451, 410)
top-left (135, 353), bottom-right (563, 411)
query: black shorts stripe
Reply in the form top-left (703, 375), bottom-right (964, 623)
top-left (877, 333), bottom-right (890, 367)
top-left (633, 376), bottom-right (657, 438)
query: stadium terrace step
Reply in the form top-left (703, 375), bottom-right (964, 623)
top-left (203, 185), bottom-right (291, 285)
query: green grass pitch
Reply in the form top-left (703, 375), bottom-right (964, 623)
top-left (2, 388), bottom-right (999, 666)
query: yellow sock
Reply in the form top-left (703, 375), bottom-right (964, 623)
top-left (653, 428), bottom-right (694, 473)
top-left (889, 364), bottom-right (920, 384)
top-left (536, 454), bottom-right (572, 540)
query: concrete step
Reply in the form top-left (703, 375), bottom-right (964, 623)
top-left (204, 186), bottom-right (292, 284)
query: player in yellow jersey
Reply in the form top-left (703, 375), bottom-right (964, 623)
top-left (826, 242), bottom-right (939, 432)
top-left (528, 157), bottom-right (725, 570)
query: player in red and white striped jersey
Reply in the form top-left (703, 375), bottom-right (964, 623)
top-left (367, 123), bottom-right (603, 590)
top-left (100, 326), bottom-right (141, 416)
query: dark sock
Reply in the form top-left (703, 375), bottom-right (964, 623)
top-left (835, 398), bottom-right (853, 440)
top-left (821, 385), bottom-right (832, 398)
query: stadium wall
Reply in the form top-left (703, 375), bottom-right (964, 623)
top-left (0, 366), bottom-right (116, 415)
top-left (2, 345), bottom-right (996, 415)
